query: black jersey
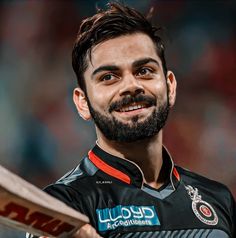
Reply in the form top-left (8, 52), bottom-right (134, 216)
top-left (29, 145), bottom-right (235, 238)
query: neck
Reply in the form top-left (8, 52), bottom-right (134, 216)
top-left (96, 131), bottom-right (165, 188)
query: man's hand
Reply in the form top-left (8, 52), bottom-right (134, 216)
top-left (38, 224), bottom-right (102, 238)
top-left (72, 224), bottom-right (102, 238)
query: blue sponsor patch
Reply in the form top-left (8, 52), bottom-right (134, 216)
top-left (96, 205), bottom-right (160, 231)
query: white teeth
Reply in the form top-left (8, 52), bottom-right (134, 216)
top-left (120, 104), bottom-right (144, 112)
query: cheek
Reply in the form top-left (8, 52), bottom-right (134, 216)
top-left (86, 84), bottom-right (116, 111)
top-left (146, 79), bottom-right (167, 100)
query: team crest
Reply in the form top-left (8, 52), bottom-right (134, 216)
top-left (185, 185), bottom-right (218, 226)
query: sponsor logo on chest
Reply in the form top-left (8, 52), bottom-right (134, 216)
top-left (96, 205), bottom-right (160, 231)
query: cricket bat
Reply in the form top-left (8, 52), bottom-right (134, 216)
top-left (0, 165), bottom-right (89, 237)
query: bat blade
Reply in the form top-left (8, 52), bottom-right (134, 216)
top-left (0, 165), bottom-right (89, 237)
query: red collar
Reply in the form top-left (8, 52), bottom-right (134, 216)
top-left (88, 144), bottom-right (180, 189)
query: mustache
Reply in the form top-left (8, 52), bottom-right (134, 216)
top-left (109, 94), bottom-right (156, 113)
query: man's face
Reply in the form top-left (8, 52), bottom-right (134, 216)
top-left (74, 33), bottom-right (176, 142)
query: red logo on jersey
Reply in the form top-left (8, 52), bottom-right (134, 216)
top-left (200, 205), bottom-right (212, 217)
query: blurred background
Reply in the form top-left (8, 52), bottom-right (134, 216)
top-left (0, 0), bottom-right (235, 237)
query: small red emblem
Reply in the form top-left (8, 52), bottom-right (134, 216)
top-left (200, 205), bottom-right (212, 217)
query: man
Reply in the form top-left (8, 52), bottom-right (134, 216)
top-left (29, 2), bottom-right (235, 238)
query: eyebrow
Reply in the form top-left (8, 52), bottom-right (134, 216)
top-left (92, 57), bottom-right (160, 77)
top-left (92, 65), bottom-right (119, 76)
top-left (132, 57), bottom-right (160, 68)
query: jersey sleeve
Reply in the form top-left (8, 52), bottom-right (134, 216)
top-left (25, 183), bottom-right (87, 238)
top-left (44, 183), bottom-right (86, 213)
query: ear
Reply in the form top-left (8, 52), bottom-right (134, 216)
top-left (166, 71), bottom-right (177, 107)
top-left (73, 87), bottom-right (91, 120)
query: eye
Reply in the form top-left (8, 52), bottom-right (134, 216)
top-left (136, 67), bottom-right (154, 77)
top-left (98, 73), bottom-right (120, 85)
top-left (100, 74), bottom-right (115, 81)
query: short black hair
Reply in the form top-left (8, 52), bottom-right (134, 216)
top-left (72, 2), bottom-right (167, 92)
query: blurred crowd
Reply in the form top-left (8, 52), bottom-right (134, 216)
top-left (0, 0), bottom-right (235, 236)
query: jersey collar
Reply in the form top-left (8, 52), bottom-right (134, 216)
top-left (88, 144), bottom-right (180, 190)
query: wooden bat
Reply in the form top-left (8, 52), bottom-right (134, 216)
top-left (0, 165), bottom-right (89, 237)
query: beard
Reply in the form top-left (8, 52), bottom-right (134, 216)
top-left (87, 94), bottom-right (170, 143)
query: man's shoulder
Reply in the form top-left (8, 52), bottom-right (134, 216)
top-left (59, 156), bottom-right (97, 182)
top-left (43, 156), bottom-right (99, 201)
top-left (176, 165), bottom-right (232, 197)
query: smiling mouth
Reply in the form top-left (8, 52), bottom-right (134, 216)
top-left (116, 102), bottom-right (150, 113)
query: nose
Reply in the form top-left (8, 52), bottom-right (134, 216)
top-left (119, 74), bottom-right (145, 97)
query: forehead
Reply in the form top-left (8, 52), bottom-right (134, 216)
top-left (86, 33), bottom-right (161, 71)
